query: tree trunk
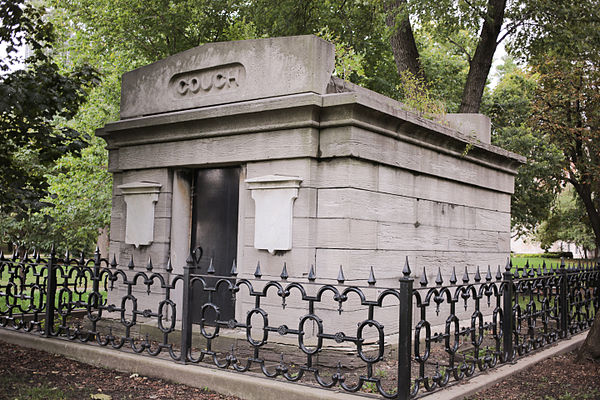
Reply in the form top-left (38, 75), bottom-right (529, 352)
top-left (571, 179), bottom-right (600, 252)
top-left (458, 0), bottom-right (506, 113)
top-left (577, 312), bottom-right (600, 361)
top-left (384, 0), bottom-right (424, 81)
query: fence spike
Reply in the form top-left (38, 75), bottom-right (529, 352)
top-left (94, 245), bottom-right (100, 257)
top-left (486, 265), bottom-right (492, 281)
top-left (280, 262), bottom-right (288, 280)
top-left (166, 258), bottom-right (173, 273)
top-left (528, 266), bottom-right (535, 278)
top-left (505, 258), bottom-right (512, 272)
top-left (65, 249), bottom-right (70, 261)
top-left (11, 248), bottom-right (18, 260)
top-left (128, 255), bottom-right (135, 270)
top-left (419, 267), bottom-right (428, 286)
top-left (496, 265), bottom-right (502, 280)
top-left (308, 265), bottom-right (316, 282)
top-left (542, 261), bottom-right (547, 275)
top-left (337, 265), bottom-right (345, 284)
top-left (474, 266), bottom-right (482, 282)
top-left (462, 266), bottom-right (470, 284)
top-left (449, 266), bottom-right (457, 284)
top-left (110, 255), bottom-right (117, 268)
top-left (80, 251), bottom-right (86, 265)
top-left (368, 266), bottom-right (376, 285)
top-left (0, 250), bottom-right (4, 261)
top-left (560, 257), bottom-right (566, 269)
top-left (207, 258), bottom-right (215, 274)
top-left (50, 244), bottom-right (56, 258)
top-left (254, 261), bottom-right (262, 279)
top-left (186, 252), bottom-right (195, 265)
top-left (146, 257), bottom-right (153, 271)
top-left (435, 267), bottom-right (443, 286)
top-left (230, 259), bottom-right (237, 276)
top-left (402, 256), bottom-right (411, 277)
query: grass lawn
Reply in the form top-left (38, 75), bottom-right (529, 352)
top-left (509, 256), bottom-right (590, 269)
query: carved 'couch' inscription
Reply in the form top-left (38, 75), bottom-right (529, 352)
top-left (169, 63), bottom-right (245, 98)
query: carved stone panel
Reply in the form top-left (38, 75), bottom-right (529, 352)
top-left (118, 181), bottom-right (162, 247)
top-left (246, 175), bottom-right (303, 253)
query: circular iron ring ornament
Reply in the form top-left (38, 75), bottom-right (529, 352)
top-left (158, 299), bottom-right (176, 333)
top-left (86, 291), bottom-right (103, 322)
top-left (200, 303), bottom-right (220, 339)
top-left (298, 314), bottom-right (323, 355)
top-left (356, 319), bottom-right (385, 363)
top-left (120, 294), bottom-right (138, 328)
top-left (246, 308), bottom-right (269, 346)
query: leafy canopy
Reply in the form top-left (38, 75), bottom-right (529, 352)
top-left (0, 0), bottom-right (98, 220)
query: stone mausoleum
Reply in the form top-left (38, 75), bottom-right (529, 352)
top-left (98, 36), bottom-right (524, 327)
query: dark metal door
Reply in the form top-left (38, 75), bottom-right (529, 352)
top-left (190, 167), bottom-right (239, 323)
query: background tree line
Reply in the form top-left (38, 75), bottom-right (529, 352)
top-left (1, 0), bottom-right (599, 257)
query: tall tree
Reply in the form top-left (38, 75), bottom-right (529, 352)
top-left (514, 0), bottom-right (600, 359)
top-left (0, 0), bottom-right (98, 222)
top-left (385, 0), bottom-right (518, 113)
top-left (535, 187), bottom-right (597, 258)
top-left (530, 58), bottom-right (600, 251)
top-left (482, 58), bottom-right (563, 237)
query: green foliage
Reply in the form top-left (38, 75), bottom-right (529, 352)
top-left (536, 187), bottom-right (596, 254)
top-left (397, 70), bottom-right (446, 119)
top-left (509, 0), bottom-right (600, 65)
top-left (528, 46), bottom-right (600, 249)
top-left (482, 58), bottom-right (563, 236)
top-left (39, 139), bottom-right (112, 253)
top-left (416, 29), bottom-right (470, 113)
top-left (53, 0), bottom-right (247, 62)
top-left (0, 0), bottom-right (99, 220)
top-left (317, 29), bottom-right (365, 81)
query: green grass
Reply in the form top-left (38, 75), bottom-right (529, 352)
top-left (510, 257), bottom-right (565, 269)
top-left (0, 374), bottom-right (75, 400)
top-left (1, 264), bottom-right (107, 314)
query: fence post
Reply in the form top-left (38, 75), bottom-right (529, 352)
top-left (397, 259), bottom-right (413, 400)
top-left (502, 260), bottom-right (514, 362)
top-left (596, 259), bottom-right (600, 308)
top-left (559, 258), bottom-right (569, 338)
top-left (92, 247), bottom-right (101, 308)
top-left (44, 246), bottom-right (57, 337)
top-left (179, 254), bottom-right (193, 364)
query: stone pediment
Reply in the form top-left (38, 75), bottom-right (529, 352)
top-left (120, 35), bottom-right (335, 119)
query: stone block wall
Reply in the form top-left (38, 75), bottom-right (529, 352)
top-left (98, 36), bottom-right (524, 335)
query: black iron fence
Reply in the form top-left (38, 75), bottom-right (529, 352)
top-left (0, 247), bottom-right (598, 399)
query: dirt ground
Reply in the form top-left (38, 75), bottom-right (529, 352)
top-left (465, 351), bottom-right (600, 400)
top-left (0, 339), bottom-right (599, 400)
top-left (0, 340), bottom-right (240, 400)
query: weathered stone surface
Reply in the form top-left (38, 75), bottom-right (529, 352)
top-left (246, 175), bottom-right (302, 253)
top-left (99, 36), bottom-right (525, 332)
top-left (120, 36), bottom-right (334, 118)
top-left (118, 182), bottom-right (162, 247)
top-left (444, 113), bottom-right (491, 144)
